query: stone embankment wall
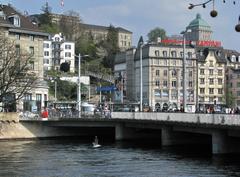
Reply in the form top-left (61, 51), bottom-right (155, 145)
top-left (0, 113), bottom-right (76, 139)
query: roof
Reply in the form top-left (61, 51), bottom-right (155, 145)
top-left (0, 4), bottom-right (48, 36)
top-left (196, 47), bottom-right (226, 63)
top-left (80, 23), bottom-right (132, 34)
top-left (187, 13), bottom-right (211, 31)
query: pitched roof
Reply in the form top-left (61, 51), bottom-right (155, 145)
top-left (0, 4), bottom-right (48, 36)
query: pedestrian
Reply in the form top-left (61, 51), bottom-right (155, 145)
top-left (41, 107), bottom-right (48, 118)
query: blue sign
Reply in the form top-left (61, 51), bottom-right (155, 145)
top-left (96, 85), bottom-right (117, 92)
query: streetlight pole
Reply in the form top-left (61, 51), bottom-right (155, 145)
top-left (54, 80), bottom-right (57, 102)
top-left (78, 53), bottom-right (81, 117)
top-left (140, 43), bottom-right (143, 112)
top-left (181, 29), bottom-right (191, 112)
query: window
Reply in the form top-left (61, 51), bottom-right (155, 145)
top-left (172, 70), bottom-right (177, 77)
top-left (209, 88), bottom-right (214, 94)
top-left (218, 88), bottom-right (223, 94)
top-left (65, 45), bottom-right (71, 49)
top-left (171, 51), bottom-right (176, 58)
top-left (172, 60), bottom-right (176, 66)
top-left (218, 78), bottom-right (223, 85)
top-left (43, 59), bottom-right (49, 64)
top-left (29, 47), bottom-right (34, 55)
top-left (36, 94), bottom-right (42, 101)
top-left (209, 78), bottom-right (214, 85)
top-left (200, 88), bottom-right (205, 94)
top-left (209, 69), bottom-right (214, 75)
top-left (156, 70), bottom-right (159, 76)
top-left (163, 70), bottom-right (167, 76)
top-left (155, 50), bottom-right (160, 56)
top-left (15, 34), bottom-right (20, 40)
top-left (65, 52), bottom-right (71, 57)
top-left (200, 78), bottom-right (205, 84)
top-left (187, 52), bottom-right (192, 59)
top-left (189, 81), bottom-right (193, 87)
top-left (172, 81), bottom-right (177, 87)
top-left (218, 69), bottom-right (222, 76)
top-left (155, 80), bottom-right (160, 86)
top-left (44, 51), bottom-right (49, 56)
top-left (15, 45), bottom-right (20, 56)
top-left (200, 69), bottom-right (204, 75)
top-left (180, 51), bottom-right (183, 58)
top-left (209, 61), bottom-right (213, 67)
top-left (189, 70), bottom-right (193, 77)
top-left (163, 80), bottom-right (168, 87)
top-left (24, 93), bottom-right (32, 101)
top-left (44, 43), bottom-right (49, 48)
top-left (162, 51), bottom-right (167, 57)
top-left (30, 35), bottom-right (34, 41)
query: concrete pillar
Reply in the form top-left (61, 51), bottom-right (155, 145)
top-left (212, 130), bottom-right (228, 154)
top-left (161, 127), bottom-right (175, 146)
top-left (115, 123), bottom-right (125, 141)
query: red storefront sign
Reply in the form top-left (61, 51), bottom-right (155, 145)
top-left (161, 39), bottom-right (221, 47)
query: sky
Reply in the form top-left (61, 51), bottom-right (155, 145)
top-left (2, 0), bottom-right (240, 51)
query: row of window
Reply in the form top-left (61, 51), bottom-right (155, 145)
top-left (199, 78), bottom-right (223, 85)
top-left (43, 43), bottom-right (72, 50)
top-left (154, 50), bottom-right (193, 58)
top-left (15, 45), bottom-right (34, 55)
top-left (155, 69), bottom-right (193, 77)
top-left (155, 80), bottom-right (193, 87)
top-left (15, 34), bottom-right (34, 41)
top-left (199, 88), bottom-right (223, 94)
top-left (43, 59), bottom-right (72, 65)
top-left (200, 69), bottom-right (223, 76)
top-left (199, 96), bottom-right (222, 102)
top-left (44, 51), bottom-right (72, 57)
top-left (152, 59), bottom-right (194, 66)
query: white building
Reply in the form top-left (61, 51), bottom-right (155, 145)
top-left (43, 33), bottom-right (75, 73)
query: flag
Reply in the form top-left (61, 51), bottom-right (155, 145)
top-left (60, 0), bottom-right (64, 7)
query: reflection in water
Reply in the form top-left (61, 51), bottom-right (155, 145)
top-left (0, 139), bottom-right (239, 177)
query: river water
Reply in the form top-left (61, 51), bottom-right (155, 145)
top-left (0, 138), bottom-right (240, 177)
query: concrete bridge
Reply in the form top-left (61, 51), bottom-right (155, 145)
top-left (18, 112), bottom-right (240, 154)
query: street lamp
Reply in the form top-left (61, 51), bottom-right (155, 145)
top-left (180, 29), bottom-right (191, 112)
top-left (140, 43), bottom-right (143, 112)
top-left (76, 53), bottom-right (89, 117)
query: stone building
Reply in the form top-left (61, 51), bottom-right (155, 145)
top-left (115, 43), bottom-right (197, 112)
top-left (0, 4), bottom-right (49, 112)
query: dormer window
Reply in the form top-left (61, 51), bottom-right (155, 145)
top-left (8, 15), bottom-right (20, 27)
top-left (232, 55), bottom-right (236, 62)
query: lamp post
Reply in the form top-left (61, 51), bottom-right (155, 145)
top-left (140, 43), bottom-right (143, 112)
top-left (180, 29), bottom-right (191, 112)
top-left (76, 53), bottom-right (88, 117)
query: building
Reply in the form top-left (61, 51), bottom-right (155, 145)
top-left (224, 49), bottom-right (240, 108)
top-left (115, 43), bottom-right (197, 112)
top-left (31, 13), bottom-right (132, 51)
top-left (43, 33), bottom-right (75, 73)
top-left (0, 4), bottom-right (49, 111)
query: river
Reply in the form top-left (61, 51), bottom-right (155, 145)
top-left (0, 138), bottom-right (240, 177)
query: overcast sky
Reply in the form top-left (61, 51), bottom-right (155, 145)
top-left (2, 0), bottom-right (240, 51)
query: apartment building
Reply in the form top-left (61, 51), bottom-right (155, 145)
top-left (0, 4), bottom-right (49, 111)
top-left (43, 33), bottom-right (75, 73)
top-left (115, 43), bottom-right (197, 112)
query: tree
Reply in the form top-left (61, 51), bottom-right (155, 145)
top-left (39, 2), bottom-right (59, 34)
top-left (101, 25), bottom-right (120, 70)
top-left (147, 27), bottom-right (167, 42)
top-left (59, 10), bottom-right (81, 40)
top-left (0, 33), bottom-right (37, 108)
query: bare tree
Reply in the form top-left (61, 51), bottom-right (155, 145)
top-left (0, 33), bottom-right (37, 106)
top-left (59, 10), bottom-right (82, 40)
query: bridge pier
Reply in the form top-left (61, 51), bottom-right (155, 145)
top-left (115, 123), bottom-right (142, 140)
top-left (212, 130), bottom-right (229, 154)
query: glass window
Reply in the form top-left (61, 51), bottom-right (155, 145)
top-left (200, 69), bottom-right (204, 75)
top-left (44, 43), bottom-right (49, 48)
top-left (44, 51), bottom-right (49, 56)
top-left (155, 80), bottom-right (160, 86)
top-left (209, 78), bottom-right (214, 85)
top-left (171, 51), bottom-right (176, 58)
top-left (30, 35), bottom-right (34, 41)
top-left (209, 69), bottom-right (214, 75)
top-left (200, 88), bottom-right (205, 94)
top-left (163, 80), bottom-right (168, 87)
top-left (218, 69), bottom-right (222, 76)
top-left (155, 50), bottom-right (160, 56)
top-left (200, 78), bottom-right (205, 84)
top-left (156, 70), bottom-right (160, 76)
top-left (172, 81), bottom-right (177, 87)
top-left (163, 70), bottom-right (168, 76)
top-left (65, 45), bottom-right (71, 49)
top-left (209, 88), bottom-right (214, 94)
top-left (162, 51), bottom-right (167, 57)
top-left (29, 47), bottom-right (34, 55)
top-left (218, 89), bottom-right (223, 94)
top-left (218, 79), bottom-right (223, 85)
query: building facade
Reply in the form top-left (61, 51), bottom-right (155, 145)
top-left (0, 4), bottom-right (49, 111)
top-left (115, 43), bottom-right (197, 112)
top-left (43, 33), bottom-right (75, 73)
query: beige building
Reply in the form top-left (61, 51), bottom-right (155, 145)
top-left (0, 4), bottom-right (49, 112)
top-left (115, 43), bottom-right (197, 112)
top-left (196, 47), bottom-right (226, 111)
